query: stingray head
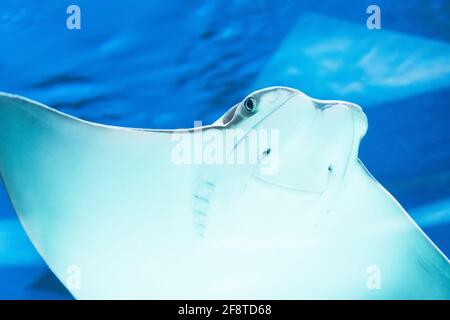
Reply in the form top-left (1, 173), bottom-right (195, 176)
top-left (227, 87), bottom-right (368, 194)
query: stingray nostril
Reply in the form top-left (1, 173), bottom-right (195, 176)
top-left (262, 148), bottom-right (271, 156)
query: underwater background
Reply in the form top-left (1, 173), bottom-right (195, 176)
top-left (0, 0), bottom-right (449, 299)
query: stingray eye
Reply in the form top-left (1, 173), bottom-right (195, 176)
top-left (243, 97), bottom-right (256, 113)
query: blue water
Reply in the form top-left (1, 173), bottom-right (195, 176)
top-left (0, 0), bottom-right (449, 299)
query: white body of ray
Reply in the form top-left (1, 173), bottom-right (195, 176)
top-left (0, 87), bottom-right (448, 299)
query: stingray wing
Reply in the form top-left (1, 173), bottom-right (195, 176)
top-left (0, 93), bottom-right (205, 297)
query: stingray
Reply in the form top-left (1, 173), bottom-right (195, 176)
top-left (0, 87), bottom-right (448, 299)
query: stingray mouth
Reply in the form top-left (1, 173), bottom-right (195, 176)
top-left (251, 164), bottom-right (332, 195)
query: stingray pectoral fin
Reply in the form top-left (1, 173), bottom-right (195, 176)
top-left (335, 160), bottom-right (450, 298)
top-left (0, 93), bottom-right (199, 296)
